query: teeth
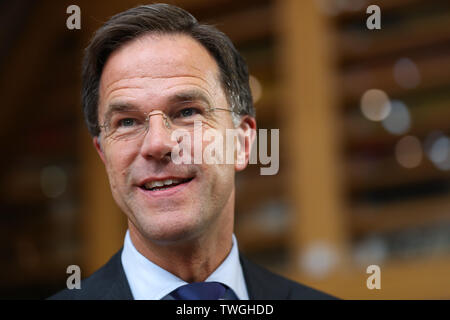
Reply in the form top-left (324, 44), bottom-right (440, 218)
top-left (154, 181), bottom-right (164, 187)
top-left (169, 179), bottom-right (182, 185)
top-left (144, 178), bottom-right (184, 190)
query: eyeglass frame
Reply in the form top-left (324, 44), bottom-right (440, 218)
top-left (97, 106), bottom-right (241, 141)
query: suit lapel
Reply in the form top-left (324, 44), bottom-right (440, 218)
top-left (239, 253), bottom-right (290, 300)
top-left (97, 249), bottom-right (134, 300)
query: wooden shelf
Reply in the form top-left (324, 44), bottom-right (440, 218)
top-left (207, 2), bottom-right (274, 46)
top-left (235, 172), bottom-right (287, 213)
top-left (346, 155), bottom-right (450, 192)
top-left (337, 13), bottom-right (450, 63)
top-left (235, 222), bottom-right (288, 253)
top-left (350, 195), bottom-right (450, 238)
top-left (344, 96), bottom-right (450, 152)
top-left (340, 50), bottom-right (450, 103)
top-left (288, 253), bottom-right (450, 299)
top-left (334, 0), bottom-right (428, 22)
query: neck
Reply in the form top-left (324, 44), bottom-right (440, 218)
top-left (128, 197), bottom-right (235, 283)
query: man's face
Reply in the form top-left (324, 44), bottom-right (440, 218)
top-left (95, 33), bottom-right (250, 244)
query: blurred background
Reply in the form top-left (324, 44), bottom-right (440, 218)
top-left (1, 0), bottom-right (450, 299)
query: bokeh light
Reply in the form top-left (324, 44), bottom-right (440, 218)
top-left (40, 165), bottom-right (67, 198)
top-left (393, 57), bottom-right (421, 89)
top-left (425, 133), bottom-right (450, 171)
top-left (353, 236), bottom-right (388, 266)
top-left (395, 136), bottom-right (423, 169)
top-left (360, 89), bottom-right (391, 121)
top-left (299, 242), bottom-right (338, 279)
top-left (381, 100), bottom-right (411, 135)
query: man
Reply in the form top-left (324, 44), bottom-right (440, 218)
top-left (50, 3), bottom-right (335, 300)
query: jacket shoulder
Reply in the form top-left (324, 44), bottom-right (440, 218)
top-left (48, 250), bottom-right (133, 300)
top-left (240, 255), bottom-right (338, 300)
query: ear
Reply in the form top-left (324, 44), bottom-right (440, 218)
top-left (93, 136), bottom-right (107, 165)
top-left (235, 116), bottom-right (257, 172)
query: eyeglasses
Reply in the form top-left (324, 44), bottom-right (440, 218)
top-left (99, 105), bottom-right (238, 141)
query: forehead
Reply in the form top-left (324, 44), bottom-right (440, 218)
top-left (99, 33), bottom-right (222, 109)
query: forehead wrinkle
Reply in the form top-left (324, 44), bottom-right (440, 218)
top-left (102, 74), bottom-right (222, 109)
top-left (102, 74), bottom-right (215, 98)
top-left (102, 75), bottom-right (221, 107)
top-left (101, 32), bottom-right (221, 89)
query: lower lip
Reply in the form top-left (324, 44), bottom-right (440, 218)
top-left (137, 179), bottom-right (193, 198)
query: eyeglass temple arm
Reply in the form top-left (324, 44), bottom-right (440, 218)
top-left (207, 107), bottom-right (241, 115)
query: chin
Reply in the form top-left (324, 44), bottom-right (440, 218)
top-left (135, 212), bottom-right (207, 244)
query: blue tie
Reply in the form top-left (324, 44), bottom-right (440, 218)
top-left (164, 282), bottom-right (238, 300)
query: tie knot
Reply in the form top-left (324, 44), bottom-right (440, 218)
top-left (168, 281), bottom-right (237, 300)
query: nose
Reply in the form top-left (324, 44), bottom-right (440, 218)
top-left (139, 112), bottom-right (176, 160)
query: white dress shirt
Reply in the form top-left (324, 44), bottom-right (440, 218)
top-left (121, 230), bottom-right (250, 300)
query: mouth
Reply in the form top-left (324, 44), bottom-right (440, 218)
top-left (139, 177), bottom-right (194, 192)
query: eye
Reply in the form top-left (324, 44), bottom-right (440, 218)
top-left (178, 107), bottom-right (200, 118)
top-left (118, 118), bottom-right (137, 127)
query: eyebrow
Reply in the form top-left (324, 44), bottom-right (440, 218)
top-left (169, 90), bottom-right (213, 107)
top-left (103, 102), bottom-right (139, 124)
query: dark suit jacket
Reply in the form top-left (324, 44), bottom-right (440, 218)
top-left (49, 249), bottom-right (336, 300)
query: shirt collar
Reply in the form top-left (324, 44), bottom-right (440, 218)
top-left (121, 230), bottom-right (249, 300)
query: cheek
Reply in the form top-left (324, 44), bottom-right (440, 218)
top-left (193, 125), bottom-right (236, 184)
top-left (194, 125), bottom-right (231, 165)
top-left (103, 145), bottom-right (136, 187)
top-left (201, 162), bottom-right (235, 194)
top-left (201, 163), bottom-right (235, 214)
